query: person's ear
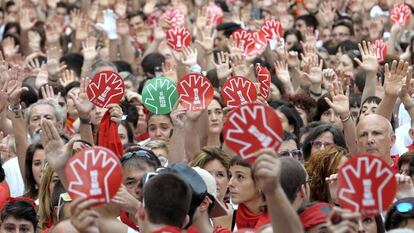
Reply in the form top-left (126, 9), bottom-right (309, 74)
top-left (182, 215), bottom-right (190, 229)
top-left (409, 128), bottom-right (414, 140)
top-left (390, 133), bottom-right (396, 145)
top-left (298, 185), bottom-right (306, 198)
top-left (199, 197), bottom-right (210, 212)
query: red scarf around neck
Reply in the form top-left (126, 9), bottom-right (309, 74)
top-left (235, 203), bottom-right (270, 229)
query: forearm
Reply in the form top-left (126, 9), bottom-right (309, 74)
top-left (0, 111), bottom-right (12, 136)
top-left (109, 39), bottom-right (119, 61)
top-left (143, 39), bottom-right (162, 57)
top-left (80, 0), bottom-right (89, 14)
top-left (361, 71), bottom-right (377, 104)
top-left (79, 121), bottom-right (95, 145)
top-left (119, 36), bottom-right (135, 64)
top-left (377, 95), bottom-right (398, 120)
top-left (184, 122), bottom-right (201, 161)
top-left (401, 96), bottom-right (414, 125)
top-left (168, 127), bottom-right (186, 163)
top-left (81, 59), bottom-right (94, 79)
top-left (265, 187), bottom-right (304, 233)
top-left (20, 30), bottom-right (31, 56)
top-left (9, 108), bottom-right (29, 178)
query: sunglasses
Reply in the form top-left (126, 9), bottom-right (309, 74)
top-left (121, 147), bottom-right (161, 167)
top-left (395, 200), bottom-right (414, 216)
top-left (56, 193), bottom-right (72, 222)
top-left (311, 141), bottom-right (334, 150)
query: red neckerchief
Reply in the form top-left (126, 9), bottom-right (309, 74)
top-left (407, 143), bottom-right (414, 151)
top-left (64, 117), bottom-right (76, 136)
top-left (236, 203), bottom-right (270, 229)
top-left (97, 111), bottom-right (123, 158)
top-left (151, 225), bottom-right (182, 233)
top-left (135, 132), bottom-right (149, 142)
top-left (391, 154), bottom-right (400, 173)
top-left (120, 211), bottom-right (139, 231)
top-left (213, 226), bottom-right (231, 233)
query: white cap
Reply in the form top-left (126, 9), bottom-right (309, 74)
top-left (192, 167), bottom-right (227, 218)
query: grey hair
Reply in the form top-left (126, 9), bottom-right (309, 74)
top-left (87, 59), bottom-right (118, 78)
top-left (24, 99), bottom-right (64, 125)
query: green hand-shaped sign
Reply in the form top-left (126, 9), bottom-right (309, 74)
top-left (142, 77), bottom-right (179, 114)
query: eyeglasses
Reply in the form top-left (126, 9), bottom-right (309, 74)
top-left (278, 149), bottom-right (303, 160)
top-left (311, 141), bottom-right (334, 150)
top-left (394, 200), bottom-right (414, 217)
top-left (121, 147), bottom-right (162, 167)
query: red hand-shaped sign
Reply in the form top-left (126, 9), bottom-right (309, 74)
top-left (372, 39), bottom-right (387, 62)
top-left (231, 29), bottom-right (256, 56)
top-left (177, 73), bottom-right (214, 111)
top-left (337, 154), bottom-right (397, 217)
top-left (166, 26), bottom-right (192, 51)
top-left (391, 3), bottom-right (411, 26)
top-left (223, 103), bottom-right (283, 164)
top-left (206, 3), bottom-right (223, 26)
top-left (256, 64), bottom-right (271, 100)
top-left (222, 76), bottom-right (257, 107)
top-left (249, 31), bottom-right (267, 57)
top-left (162, 8), bottom-right (185, 27)
top-left (87, 71), bottom-right (125, 108)
top-left (260, 18), bottom-right (284, 42)
top-left (65, 146), bottom-right (123, 205)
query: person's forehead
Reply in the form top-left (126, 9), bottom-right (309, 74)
top-left (148, 115), bottom-right (170, 125)
top-left (357, 115), bottom-right (388, 131)
top-left (130, 15), bottom-right (144, 23)
top-left (3, 216), bottom-right (33, 227)
top-left (31, 104), bottom-right (55, 115)
top-left (333, 25), bottom-right (350, 32)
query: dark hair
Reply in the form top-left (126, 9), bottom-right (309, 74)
top-left (20, 85), bottom-right (38, 109)
top-left (313, 93), bottom-right (332, 121)
top-left (216, 22), bottom-right (241, 38)
top-left (60, 53), bottom-right (83, 78)
top-left (143, 173), bottom-right (192, 227)
top-left (404, 151), bottom-right (414, 176)
top-left (283, 131), bottom-right (299, 147)
top-left (0, 165), bottom-right (4, 182)
top-left (29, 24), bottom-right (46, 51)
top-left (24, 143), bottom-right (43, 199)
top-left (283, 28), bottom-right (303, 43)
top-left (3, 23), bottom-right (20, 38)
top-left (5, 1), bottom-right (15, 12)
top-left (349, 94), bottom-right (361, 109)
top-left (56, 1), bottom-right (68, 11)
top-left (299, 121), bottom-right (326, 142)
top-left (280, 157), bottom-right (306, 203)
top-left (296, 14), bottom-right (318, 31)
top-left (38, 83), bottom-right (66, 98)
top-left (355, 69), bottom-right (366, 93)
top-left (288, 93), bottom-right (317, 120)
top-left (127, 11), bottom-right (147, 21)
top-left (141, 53), bottom-right (165, 77)
top-left (271, 103), bottom-right (304, 138)
top-left (63, 81), bottom-right (80, 97)
top-left (333, 19), bottom-right (354, 36)
top-left (1, 200), bottom-right (38, 230)
top-left (385, 198), bottom-right (414, 230)
top-left (336, 40), bottom-right (359, 53)
top-left (120, 100), bottom-right (139, 128)
top-left (343, 50), bottom-right (361, 68)
top-left (114, 60), bottom-right (133, 74)
top-left (357, 96), bottom-right (382, 124)
top-left (302, 125), bottom-right (347, 161)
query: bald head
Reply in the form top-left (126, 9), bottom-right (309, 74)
top-left (356, 114), bottom-right (395, 163)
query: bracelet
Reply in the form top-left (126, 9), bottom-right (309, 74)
top-left (189, 64), bottom-right (202, 73)
top-left (79, 116), bottom-right (91, 125)
top-left (309, 89), bottom-right (322, 97)
top-left (340, 113), bottom-right (351, 122)
top-left (8, 104), bottom-right (21, 117)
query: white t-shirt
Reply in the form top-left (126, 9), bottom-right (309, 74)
top-left (2, 157), bottom-right (24, 197)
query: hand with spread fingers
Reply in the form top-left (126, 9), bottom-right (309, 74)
top-left (383, 60), bottom-right (410, 97)
top-left (213, 51), bottom-right (232, 80)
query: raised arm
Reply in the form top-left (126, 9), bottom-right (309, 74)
top-left (354, 41), bottom-right (379, 103)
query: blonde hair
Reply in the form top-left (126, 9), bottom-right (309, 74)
top-left (145, 140), bottom-right (169, 152)
top-left (37, 165), bottom-right (56, 230)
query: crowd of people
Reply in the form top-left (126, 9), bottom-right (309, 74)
top-left (1, 0), bottom-right (414, 232)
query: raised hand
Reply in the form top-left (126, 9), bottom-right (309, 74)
top-left (231, 54), bottom-right (250, 77)
top-left (323, 68), bottom-right (338, 92)
top-left (40, 84), bottom-right (61, 103)
top-left (34, 64), bottom-right (48, 90)
top-left (395, 173), bottom-right (414, 199)
top-left (82, 37), bottom-right (98, 62)
top-left (354, 41), bottom-right (379, 73)
top-left (170, 103), bottom-right (187, 129)
top-left (213, 51), bottom-right (232, 80)
top-left (195, 9), bottom-right (208, 29)
top-left (112, 185), bottom-right (138, 214)
top-left (8, 65), bottom-right (28, 106)
top-left (324, 80), bottom-right (350, 119)
top-left (47, 46), bottom-right (64, 77)
top-left (285, 50), bottom-right (300, 68)
top-left (180, 47), bottom-right (198, 67)
top-left (195, 25), bottom-right (216, 53)
top-left (302, 54), bottom-right (323, 84)
top-left (107, 104), bottom-right (123, 125)
top-left (75, 17), bottom-right (91, 41)
top-left (117, 18), bottom-right (130, 37)
top-left (114, 0), bottom-right (127, 18)
top-left (383, 60), bottom-right (410, 97)
top-left (69, 8), bottom-right (83, 29)
top-left (68, 78), bottom-right (94, 119)
top-left (19, 8), bottom-right (36, 30)
top-left (162, 61), bottom-right (178, 83)
top-left (253, 149), bottom-right (281, 195)
top-left (60, 69), bottom-right (78, 87)
top-left (274, 60), bottom-right (291, 85)
top-left (45, 21), bottom-right (61, 44)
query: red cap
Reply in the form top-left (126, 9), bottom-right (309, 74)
top-left (299, 202), bottom-right (332, 230)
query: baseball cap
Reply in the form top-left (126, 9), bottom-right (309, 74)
top-left (192, 167), bottom-right (227, 218)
